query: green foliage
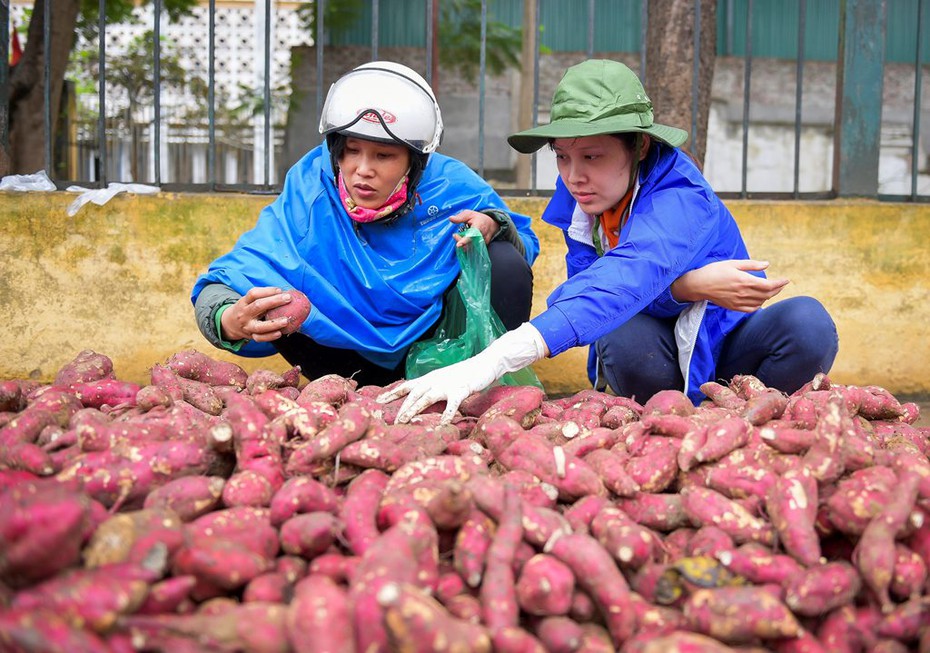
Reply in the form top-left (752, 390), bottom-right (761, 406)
top-left (296, 0), bottom-right (366, 39)
top-left (70, 31), bottom-right (192, 121)
top-left (438, 0), bottom-right (522, 83)
top-left (295, 0), bottom-right (523, 84)
top-left (76, 0), bottom-right (197, 41)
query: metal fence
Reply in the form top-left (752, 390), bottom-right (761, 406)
top-left (1, 0), bottom-right (927, 201)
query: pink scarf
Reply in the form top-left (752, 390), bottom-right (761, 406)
top-left (338, 172), bottom-right (409, 223)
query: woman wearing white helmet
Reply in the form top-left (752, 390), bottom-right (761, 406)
top-left (192, 61), bottom-right (539, 385)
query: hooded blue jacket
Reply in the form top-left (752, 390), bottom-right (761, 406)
top-left (529, 143), bottom-right (757, 404)
top-left (192, 144), bottom-right (539, 368)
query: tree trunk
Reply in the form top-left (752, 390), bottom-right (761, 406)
top-left (645, 0), bottom-right (717, 168)
top-left (514, 0), bottom-right (537, 188)
top-left (5, 0), bottom-right (80, 177)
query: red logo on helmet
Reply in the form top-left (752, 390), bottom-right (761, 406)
top-left (359, 109), bottom-right (396, 124)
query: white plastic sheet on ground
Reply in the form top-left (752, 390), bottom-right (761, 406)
top-left (65, 182), bottom-right (160, 217)
top-left (0, 170), bottom-right (57, 192)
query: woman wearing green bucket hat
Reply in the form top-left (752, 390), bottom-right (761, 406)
top-left (381, 59), bottom-right (838, 424)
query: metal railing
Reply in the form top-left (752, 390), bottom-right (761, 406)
top-left (0, 0), bottom-right (926, 201)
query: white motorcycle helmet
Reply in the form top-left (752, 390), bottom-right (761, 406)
top-left (320, 62), bottom-right (443, 221)
top-left (319, 61), bottom-right (443, 155)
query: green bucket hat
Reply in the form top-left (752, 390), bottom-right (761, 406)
top-left (508, 59), bottom-right (689, 153)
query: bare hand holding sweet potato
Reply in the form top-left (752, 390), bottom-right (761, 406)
top-left (220, 287), bottom-right (311, 342)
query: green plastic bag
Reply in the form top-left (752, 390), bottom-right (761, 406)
top-left (405, 227), bottom-right (543, 389)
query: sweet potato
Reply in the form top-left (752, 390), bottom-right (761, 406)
top-left (615, 492), bottom-right (690, 532)
top-left (0, 395), bottom-right (81, 444)
top-left (57, 439), bottom-right (229, 509)
top-left (280, 511), bottom-right (340, 559)
top-left (340, 468), bottom-right (390, 556)
top-left (491, 626), bottom-right (548, 652)
top-left (700, 380), bottom-right (746, 411)
top-left (337, 428), bottom-right (450, 473)
top-left (591, 505), bottom-right (663, 569)
top-left (153, 364), bottom-right (224, 415)
top-left (222, 392), bottom-right (285, 489)
top-left (0, 480), bottom-right (95, 587)
top-left (687, 453), bottom-right (778, 501)
top-left (853, 469), bottom-right (923, 612)
top-left (135, 384), bottom-right (175, 411)
top-left (434, 570), bottom-right (467, 604)
top-left (545, 532), bottom-right (635, 646)
top-left (480, 483), bottom-right (523, 633)
top-left (600, 403), bottom-right (640, 428)
top-left (0, 607), bottom-right (111, 652)
top-left (623, 438), bottom-right (680, 493)
top-left (683, 586), bottom-right (801, 643)
top-left (83, 507), bottom-right (184, 568)
top-left (0, 380), bottom-right (27, 413)
top-left (876, 595), bottom-right (930, 640)
top-left (12, 561), bottom-right (158, 632)
top-left (121, 602), bottom-right (291, 653)
top-left (758, 422), bottom-right (819, 454)
top-left (142, 475), bottom-right (225, 521)
top-left (53, 350), bottom-right (115, 387)
top-left (514, 553), bottom-right (575, 617)
top-left (185, 505), bottom-right (277, 553)
top-left (624, 630), bottom-right (739, 653)
top-left (815, 604), bottom-right (881, 653)
top-left (349, 514), bottom-right (440, 651)
top-left (284, 401), bottom-right (371, 473)
top-left (890, 543), bottom-right (928, 601)
top-left (472, 384), bottom-right (545, 432)
top-left (257, 392), bottom-right (340, 441)
top-left (164, 349), bottom-right (249, 388)
top-left (681, 486), bottom-right (775, 546)
top-left (136, 575), bottom-right (198, 615)
top-left (822, 465), bottom-right (898, 535)
top-left (378, 581), bottom-right (492, 652)
top-left (68, 378), bottom-right (141, 409)
top-left (642, 389), bottom-right (696, 417)
top-left (276, 555), bottom-right (309, 583)
top-left (561, 494), bottom-right (611, 535)
top-left (285, 574), bottom-right (355, 653)
top-left (0, 440), bottom-right (54, 475)
top-left (453, 508), bottom-right (496, 589)
top-left (262, 289), bottom-right (311, 335)
top-left (306, 552), bottom-right (358, 585)
top-left (489, 426), bottom-right (606, 501)
top-left (685, 526), bottom-right (736, 558)
top-left (297, 373), bottom-right (357, 407)
top-left (172, 538), bottom-right (274, 592)
top-left (560, 399), bottom-right (609, 432)
top-left (730, 374), bottom-right (770, 400)
top-left (269, 475), bottom-right (340, 528)
top-left (533, 615), bottom-right (585, 653)
top-left (499, 469), bottom-right (558, 510)
top-left (222, 469), bottom-right (275, 508)
top-left (766, 467), bottom-right (821, 566)
top-left (695, 416), bottom-right (753, 463)
top-left (468, 476), bottom-right (571, 549)
top-left (782, 560), bottom-right (861, 617)
top-left (741, 389), bottom-right (789, 425)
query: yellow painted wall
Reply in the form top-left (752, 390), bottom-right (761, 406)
top-left (1, 192), bottom-right (928, 397)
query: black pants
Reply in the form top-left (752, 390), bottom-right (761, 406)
top-left (273, 240), bottom-right (534, 387)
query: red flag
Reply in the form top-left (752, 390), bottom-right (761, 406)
top-left (11, 23), bottom-right (23, 66)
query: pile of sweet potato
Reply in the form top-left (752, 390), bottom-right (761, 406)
top-left (1, 348), bottom-right (929, 652)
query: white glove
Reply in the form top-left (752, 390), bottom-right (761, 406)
top-left (379, 322), bottom-right (548, 424)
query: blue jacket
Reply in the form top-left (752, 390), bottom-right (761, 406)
top-left (192, 144), bottom-right (539, 368)
top-left (529, 143), bottom-right (756, 404)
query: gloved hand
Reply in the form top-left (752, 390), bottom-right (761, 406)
top-left (378, 322), bottom-right (548, 424)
